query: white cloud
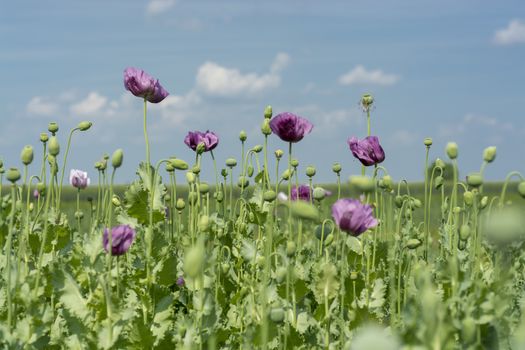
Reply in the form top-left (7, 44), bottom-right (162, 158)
top-left (439, 113), bottom-right (513, 137)
top-left (339, 65), bottom-right (400, 86)
top-left (388, 129), bottom-right (418, 146)
top-left (70, 92), bottom-right (108, 116)
top-left (196, 53), bottom-right (289, 97)
top-left (26, 97), bottom-right (59, 116)
top-left (292, 104), bottom-right (362, 135)
top-left (493, 20), bottom-right (525, 45)
top-left (147, 0), bottom-right (177, 15)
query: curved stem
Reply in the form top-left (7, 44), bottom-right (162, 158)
top-left (499, 171), bottom-right (524, 207)
top-left (57, 127), bottom-right (79, 210)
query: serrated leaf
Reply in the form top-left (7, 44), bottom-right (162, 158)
top-left (59, 272), bottom-right (90, 322)
top-left (151, 295), bottom-right (173, 345)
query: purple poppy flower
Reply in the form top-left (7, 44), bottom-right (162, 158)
top-left (291, 185), bottom-right (312, 201)
top-left (269, 112), bottom-right (313, 143)
top-left (184, 130), bottom-right (219, 152)
top-left (331, 198), bottom-right (378, 236)
top-left (176, 276), bottom-right (185, 287)
top-left (69, 169), bottom-right (90, 190)
top-left (33, 189), bottom-right (40, 199)
top-left (124, 67), bottom-right (169, 103)
top-left (103, 225), bottom-right (136, 256)
top-left (348, 136), bottom-right (385, 166)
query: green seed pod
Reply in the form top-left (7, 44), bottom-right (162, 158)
top-left (237, 176), bottom-right (249, 188)
top-left (36, 182), bottom-right (46, 195)
top-left (247, 165), bottom-right (254, 177)
top-left (6, 168), bottom-right (21, 183)
top-left (48, 122), bottom-right (59, 134)
top-left (445, 142), bottom-right (458, 159)
top-left (350, 271), bottom-right (359, 280)
top-left (382, 175), bottom-right (393, 189)
top-left (239, 130), bottom-right (247, 142)
top-left (332, 162), bottom-right (342, 174)
top-left (99, 159), bottom-right (107, 171)
top-left (276, 267), bottom-right (287, 283)
top-left (361, 93), bottom-right (374, 109)
top-left (176, 198), bottom-right (186, 211)
top-left (323, 233), bottom-right (334, 246)
top-left (188, 192), bottom-right (198, 205)
top-left (225, 158), bottom-right (237, 167)
top-left (196, 142), bottom-right (206, 155)
top-left (264, 105), bottom-right (273, 119)
top-left (290, 201), bottom-right (319, 221)
top-left (216, 191), bottom-right (224, 202)
top-left (261, 119), bottom-right (272, 135)
top-left (198, 215), bottom-right (210, 232)
top-left (256, 255), bottom-right (265, 267)
top-left (462, 317), bottom-right (477, 344)
top-left (270, 308), bottom-right (285, 323)
top-left (170, 158), bottom-right (189, 171)
top-left (253, 145), bottom-right (263, 153)
top-left (423, 137), bottom-right (433, 146)
top-left (315, 222), bottom-right (333, 240)
top-left (15, 200), bottom-right (23, 212)
top-left (480, 196), bottom-right (488, 209)
top-left (221, 262), bottom-right (229, 274)
top-left (29, 203), bottom-right (34, 212)
top-left (466, 173), bottom-right (483, 188)
top-left (165, 162), bottom-right (175, 172)
top-left (412, 199), bottom-right (422, 208)
top-left (75, 211), bottom-right (84, 219)
top-left (406, 238), bottom-right (422, 249)
top-left (112, 196), bottom-right (121, 207)
top-left (459, 224), bottom-right (470, 241)
top-left (192, 165), bottom-right (200, 174)
top-left (77, 121), bottom-right (92, 131)
top-left (349, 175), bottom-right (375, 193)
top-left (395, 195), bottom-right (404, 208)
top-left (518, 182), bottom-right (525, 198)
top-left (184, 242), bottom-right (205, 278)
top-left (305, 165), bottom-right (316, 178)
top-left (291, 159), bottom-right (299, 168)
top-left (40, 132), bottom-right (49, 143)
top-left (186, 172), bottom-right (196, 184)
top-left (221, 168), bottom-right (228, 178)
top-left (263, 190), bottom-right (277, 202)
top-left (453, 206), bottom-right (462, 214)
top-left (48, 136), bottom-right (60, 156)
top-left (281, 169), bottom-right (293, 181)
top-left (274, 149), bottom-right (284, 159)
top-left (463, 191), bottom-right (474, 206)
top-left (483, 146), bottom-right (496, 163)
top-left (20, 145), bottom-right (34, 165)
top-left (435, 158), bottom-right (446, 169)
top-left (164, 194), bottom-right (171, 202)
top-left (286, 241), bottom-right (296, 257)
top-left (199, 182), bottom-right (209, 194)
top-left (111, 149), bottom-right (124, 168)
top-left (313, 187), bottom-right (327, 201)
top-left (434, 176), bottom-right (444, 189)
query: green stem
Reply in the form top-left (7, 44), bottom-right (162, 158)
top-left (423, 145), bottom-right (430, 262)
top-left (5, 184), bottom-right (17, 330)
top-left (499, 171), bottom-right (524, 207)
top-left (57, 127), bottom-right (79, 210)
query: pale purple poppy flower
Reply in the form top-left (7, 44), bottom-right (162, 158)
top-left (331, 198), bottom-right (378, 236)
top-left (291, 185), bottom-right (312, 201)
top-left (269, 112), bottom-right (313, 143)
top-left (103, 225), bottom-right (136, 256)
top-left (69, 169), bottom-right (90, 190)
top-left (176, 276), bottom-right (185, 287)
top-left (184, 130), bottom-right (219, 152)
top-left (124, 67), bottom-right (169, 103)
top-left (33, 189), bottom-right (40, 199)
top-left (348, 136), bottom-right (385, 166)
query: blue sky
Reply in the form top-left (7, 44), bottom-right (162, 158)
top-left (1, 0), bottom-right (524, 184)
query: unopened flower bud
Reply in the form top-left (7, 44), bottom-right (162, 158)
top-left (361, 93), bottom-right (374, 110)
top-left (198, 215), bottom-right (210, 232)
top-left (350, 271), bottom-right (359, 280)
top-left (99, 159), bottom-right (107, 171)
top-left (239, 130), bottom-right (247, 142)
top-left (270, 308), bottom-right (285, 323)
top-left (199, 182), bottom-right (209, 194)
top-left (75, 211), bottom-right (84, 219)
top-left (165, 163), bottom-right (174, 172)
top-left (395, 195), bottom-right (404, 208)
top-left (225, 158), bottom-right (237, 167)
top-left (349, 175), bottom-right (375, 193)
top-left (196, 142), bottom-right (206, 155)
top-left (192, 165), bottom-right (200, 174)
top-left (112, 196), bottom-right (121, 207)
top-left (281, 169), bottom-right (293, 181)
top-left (483, 146), bottom-right (496, 163)
top-left (453, 206), bottom-right (462, 214)
top-left (261, 119), bottom-right (272, 135)
top-left (221, 168), bottom-right (228, 178)
top-left (382, 175), bottom-right (393, 189)
top-left (111, 149), bottom-right (124, 168)
top-left (434, 176), bottom-right (444, 189)
top-left (435, 158), bottom-right (446, 169)
top-left (184, 242), bottom-right (205, 278)
top-left (264, 105), bottom-right (273, 119)
top-left (188, 192), bottom-right (198, 205)
top-left (406, 238), bottom-right (422, 249)
top-left (48, 122), bottom-right (59, 134)
top-left (305, 165), bottom-right (316, 178)
top-left (466, 173), bottom-right (483, 188)
top-left (36, 182), bottom-right (46, 195)
top-left (169, 158), bottom-right (189, 171)
top-left (313, 187), bottom-right (327, 201)
top-left (423, 138), bottom-right (433, 146)
top-left (332, 162), bottom-right (342, 174)
top-left (291, 159), bottom-right (299, 168)
top-left (6, 168), bottom-right (21, 183)
top-left (289, 201), bottom-right (319, 221)
top-left (463, 191), bottom-right (474, 206)
top-left (48, 136), bottom-right (60, 156)
top-left (459, 224), bottom-right (470, 241)
top-left (40, 133), bottom-right (49, 143)
top-left (20, 145), bottom-right (34, 165)
top-left (286, 241), bottom-right (296, 257)
top-left (247, 165), bottom-right (254, 177)
top-left (186, 172), bottom-right (196, 184)
top-left (446, 142), bottom-right (458, 159)
top-left (253, 145), bottom-right (263, 153)
top-left (216, 191), bottom-right (224, 202)
top-left (274, 149), bottom-right (284, 159)
top-left (480, 196), bottom-right (488, 209)
top-left (176, 198), bottom-right (186, 210)
top-left (77, 121), bottom-right (92, 131)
